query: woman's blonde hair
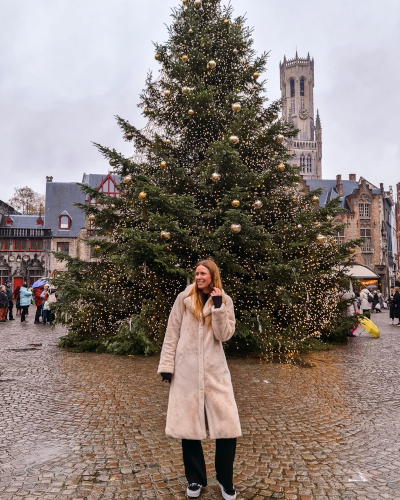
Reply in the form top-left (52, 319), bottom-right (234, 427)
top-left (186, 259), bottom-right (226, 324)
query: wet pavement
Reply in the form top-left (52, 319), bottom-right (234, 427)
top-left (1, 311), bottom-right (400, 500)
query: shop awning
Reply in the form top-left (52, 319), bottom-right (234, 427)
top-left (347, 264), bottom-right (380, 280)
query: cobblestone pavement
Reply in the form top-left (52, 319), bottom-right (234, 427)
top-left (1, 311), bottom-right (400, 500)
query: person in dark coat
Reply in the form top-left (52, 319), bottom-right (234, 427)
top-left (4, 280), bottom-right (14, 320)
top-left (0, 285), bottom-right (8, 323)
top-left (392, 287), bottom-right (400, 326)
top-left (372, 291), bottom-right (380, 313)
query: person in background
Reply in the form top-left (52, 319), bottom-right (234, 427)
top-left (389, 288), bottom-right (396, 324)
top-left (0, 285), bottom-right (8, 323)
top-left (19, 283), bottom-right (32, 324)
top-left (33, 285), bottom-right (44, 324)
top-left (359, 287), bottom-right (374, 317)
top-left (4, 280), bottom-right (14, 321)
top-left (13, 286), bottom-right (21, 316)
top-left (392, 287), bottom-right (400, 327)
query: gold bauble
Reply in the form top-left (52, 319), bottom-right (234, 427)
top-left (194, 0), bottom-right (202, 7)
top-left (183, 0), bottom-right (187, 4)
top-left (349, 248), bottom-right (356, 254)
top-left (254, 200), bottom-right (263, 209)
top-left (111, 204), bottom-right (115, 209)
top-left (144, 108), bottom-right (149, 114)
top-left (297, 224), bottom-right (302, 228)
top-left (229, 135), bottom-right (239, 144)
top-left (124, 175), bottom-right (133, 185)
top-left (224, 19), bottom-right (230, 24)
top-left (182, 86), bottom-right (191, 95)
top-left (316, 234), bottom-right (326, 244)
top-left (164, 89), bottom-right (171, 98)
top-left (276, 134), bottom-right (284, 143)
top-left (233, 48), bottom-right (238, 55)
top-left (230, 224), bottom-right (241, 233)
top-left (181, 55), bottom-right (188, 63)
top-left (231, 199), bottom-right (240, 207)
top-left (124, 132), bottom-right (133, 141)
top-left (312, 195), bottom-right (319, 202)
top-left (277, 163), bottom-right (285, 172)
top-left (314, 221), bottom-right (321, 226)
top-left (273, 114), bottom-right (278, 121)
top-left (160, 230), bottom-right (171, 240)
top-left (155, 54), bottom-right (160, 60)
top-left (139, 192), bottom-right (147, 200)
top-left (207, 60), bottom-right (217, 69)
top-left (109, 159), bottom-right (117, 167)
top-left (160, 161), bottom-right (167, 170)
top-left (165, 139), bottom-right (171, 145)
top-left (88, 214), bottom-right (96, 221)
top-left (253, 72), bottom-right (259, 80)
top-left (94, 245), bottom-right (101, 251)
top-left (188, 28), bottom-right (193, 34)
top-left (211, 172), bottom-right (221, 182)
top-left (232, 102), bottom-right (241, 113)
top-left (188, 109), bottom-right (195, 115)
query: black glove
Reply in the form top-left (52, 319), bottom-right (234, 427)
top-left (212, 296), bottom-right (222, 308)
top-left (161, 373), bottom-right (172, 383)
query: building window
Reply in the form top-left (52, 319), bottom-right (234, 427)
top-left (0, 269), bottom-right (10, 285)
top-left (359, 203), bottom-right (370, 219)
top-left (307, 155), bottom-right (312, 172)
top-left (29, 240), bottom-right (43, 252)
top-left (5, 217), bottom-right (12, 226)
top-left (300, 154), bottom-right (305, 167)
top-left (36, 217), bottom-right (44, 226)
top-left (15, 239), bottom-right (27, 251)
top-left (57, 242), bottom-right (70, 254)
top-left (290, 79), bottom-right (295, 97)
top-left (28, 269), bottom-right (43, 287)
top-left (300, 78), bottom-right (305, 97)
top-left (0, 240), bottom-right (10, 251)
top-left (360, 228), bottom-right (372, 251)
top-left (59, 215), bottom-right (70, 230)
top-left (334, 229), bottom-right (345, 245)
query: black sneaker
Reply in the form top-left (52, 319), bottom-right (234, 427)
top-left (186, 483), bottom-right (202, 498)
top-left (218, 481), bottom-right (236, 500)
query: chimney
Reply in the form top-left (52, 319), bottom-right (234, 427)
top-left (46, 176), bottom-right (53, 182)
top-left (380, 182), bottom-right (384, 195)
top-left (349, 174), bottom-right (356, 181)
top-left (336, 174), bottom-right (343, 196)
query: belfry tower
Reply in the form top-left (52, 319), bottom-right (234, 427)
top-left (279, 53), bottom-right (322, 179)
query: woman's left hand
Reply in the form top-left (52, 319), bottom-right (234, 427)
top-left (210, 287), bottom-right (222, 297)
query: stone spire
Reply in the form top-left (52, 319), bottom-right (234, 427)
top-left (316, 109), bottom-right (322, 130)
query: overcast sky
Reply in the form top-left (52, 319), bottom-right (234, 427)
top-left (1, 0), bottom-right (399, 203)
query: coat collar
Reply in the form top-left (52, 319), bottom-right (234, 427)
top-left (183, 284), bottom-right (213, 318)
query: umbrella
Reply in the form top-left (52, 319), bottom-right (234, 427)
top-left (31, 279), bottom-right (48, 288)
top-left (367, 285), bottom-right (377, 289)
top-left (359, 317), bottom-right (380, 338)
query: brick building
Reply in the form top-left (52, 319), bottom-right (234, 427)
top-left (44, 173), bottom-right (120, 273)
top-left (304, 175), bottom-right (395, 296)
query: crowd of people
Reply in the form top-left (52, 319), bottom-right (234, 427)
top-left (349, 286), bottom-right (400, 324)
top-left (0, 281), bottom-right (58, 325)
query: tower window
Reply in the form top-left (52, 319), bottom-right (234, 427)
top-left (290, 79), bottom-right (295, 97)
top-left (300, 78), bottom-right (305, 97)
top-left (300, 154), bottom-right (305, 167)
top-left (307, 155), bottom-right (312, 172)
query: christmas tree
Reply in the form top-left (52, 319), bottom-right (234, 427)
top-left (55, 0), bottom-right (357, 355)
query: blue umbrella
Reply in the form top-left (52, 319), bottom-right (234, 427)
top-left (31, 279), bottom-right (48, 288)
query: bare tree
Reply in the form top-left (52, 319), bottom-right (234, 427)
top-left (8, 187), bottom-right (45, 215)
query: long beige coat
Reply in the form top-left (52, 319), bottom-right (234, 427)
top-left (158, 284), bottom-right (242, 440)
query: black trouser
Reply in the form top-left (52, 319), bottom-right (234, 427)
top-left (21, 306), bottom-right (29, 322)
top-left (182, 438), bottom-right (236, 489)
top-left (7, 301), bottom-right (13, 320)
top-left (34, 305), bottom-right (42, 323)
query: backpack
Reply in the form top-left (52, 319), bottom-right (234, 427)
top-left (367, 294), bottom-right (374, 303)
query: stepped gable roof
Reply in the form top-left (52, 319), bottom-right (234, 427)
top-left (44, 182), bottom-right (86, 237)
top-left (0, 215), bottom-right (43, 229)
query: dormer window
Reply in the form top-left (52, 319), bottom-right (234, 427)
top-left (5, 217), bottom-right (12, 226)
top-left (36, 217), bottom-right (44, 226)
top-left (59, 215), bottom-right (71, 230)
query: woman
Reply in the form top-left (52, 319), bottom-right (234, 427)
top-left (359, 287), bottom-right (374, 317)
top-left (13, 286), bottom-right (21, 315)
top-left (158, 260), bottom-right (241, 500)
top-left (19, 283), bottom-right (32, 323)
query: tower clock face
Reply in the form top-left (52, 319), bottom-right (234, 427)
top-left (299, 108), bottom-right (309, 120)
